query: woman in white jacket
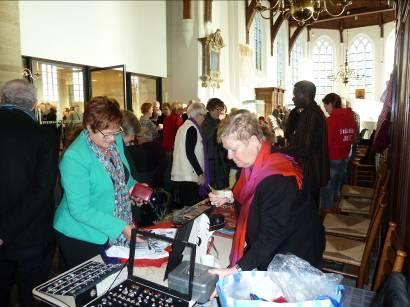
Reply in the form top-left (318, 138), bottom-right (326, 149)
top-left (171, 102), bottom-right (208, 206)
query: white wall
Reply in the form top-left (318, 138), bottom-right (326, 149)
top-left (19, 1), bottom-right (167, 77)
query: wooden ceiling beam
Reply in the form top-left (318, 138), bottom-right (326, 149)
top-left (379, 13), bottom-right (384, 38)
top-left (246, 0), bottom-right (257, 44)
top-left (312, 7), bottom-right (394, 24)
top-left (204, 0), bottom-right (212, 23)
top-left (183, 0), bottom-right (192, 19)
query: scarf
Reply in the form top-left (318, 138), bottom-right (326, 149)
top-left (188, 118), bottom-right (209, 197)
top-left (85, 130), bottom-right (133, 246)
top-left (230, 141), bottom-right (303, 266)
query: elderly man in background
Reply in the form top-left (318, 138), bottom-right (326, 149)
top-left (0, 79), bottom-right (58, 307)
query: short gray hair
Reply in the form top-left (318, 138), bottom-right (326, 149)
top-left (217, 109), bottom-right (264, 143)
top-left (0, 79), bottom-right (37, 110)
top-left (187, 102), bottom-right (206, 118)
top-left (121, 110), bottom-right (141, 136)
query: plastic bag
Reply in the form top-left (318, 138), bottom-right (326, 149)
top-left (268, 254), bottom-right (343, 303)
top-left (216, 271), bottom-right (343, 307)
top-left (218, 272), bottom-right (284, 302)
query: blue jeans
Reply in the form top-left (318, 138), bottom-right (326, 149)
top-left (320, 160), bottom-right (348, 209)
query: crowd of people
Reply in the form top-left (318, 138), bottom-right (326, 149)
top-left (0, 78), bottom-right (361, 306)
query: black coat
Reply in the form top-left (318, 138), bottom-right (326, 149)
top-left (201, 113), bottom-right (229, 189)
top-left (0, 107), bottom-right (58, 248)
top-left (285, 102), bottom-right (329, 189)
top-left (237, 175), bottom-right (325, 270)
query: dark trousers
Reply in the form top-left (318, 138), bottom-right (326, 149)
top-left (56, 231), bottom-right (107, 270)
top-left (0, 241), bottom-right (54, 307)
top-left (173, 181), bottom-right (202, 207)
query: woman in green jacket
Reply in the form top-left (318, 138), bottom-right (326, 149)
top-left (54, 96), bottom-right (137, 268)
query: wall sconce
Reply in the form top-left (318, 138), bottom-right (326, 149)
top-left (22, 68), bottom-right (41, 81)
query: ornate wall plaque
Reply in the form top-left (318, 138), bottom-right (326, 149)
top-left (198, 29), bottom-right (225, 88)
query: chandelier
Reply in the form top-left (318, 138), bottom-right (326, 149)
top-left (328, 29), bottom-right (364, 84)
top-left (328, 53), bottom-right (362, 84)
top-left (255, 0), bottom-right (352, 25)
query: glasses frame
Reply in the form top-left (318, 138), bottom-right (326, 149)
top-left (97, 126), bottom-right (124, 139)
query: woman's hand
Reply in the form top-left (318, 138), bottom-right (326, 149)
top-left (208, 267), bottom-right (238, 298)
top-left (198, 174), bottom-right (205, 186)
top-left (130, 194), bottom-right (148, 207)
top-left (122, 224), bottom-right (135, 241)
top-left (129, 184), bottom-right (150, 207)
top-left (209, 189), bottom-right (234, 207)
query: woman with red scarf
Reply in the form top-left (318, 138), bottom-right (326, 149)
top-left (209, 110), bottom-right (324, 279)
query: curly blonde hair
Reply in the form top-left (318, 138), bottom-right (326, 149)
top-left (217, 109), bottom-right (264, 143)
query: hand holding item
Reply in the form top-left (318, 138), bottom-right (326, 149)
top-left (198, 174), bottom-right (205, 186)
top-left (208, 266), bottom-right (238, 298)
top-left (208, 186), bottom-right (234, 207)
top-left (129, 183), bottom-right (153, 207)
top-left (122, 224), bottom-right (135, 241)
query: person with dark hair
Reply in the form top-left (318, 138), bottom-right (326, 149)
top-left (201, 98), bottom-right (230, 189)
top-left (157, 102), bottom-right (171, 126)
top-left (0, 79), bottom-right (58, 307)
top-left (321, 93), bottom-right (357, 213)
top-left (54, 96), bottom-right (139, 269)
top-left (208, 110), bottom-right (324, 279)
top-left (283, 80), bottom-right (329, 209)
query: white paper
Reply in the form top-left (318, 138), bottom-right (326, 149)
top-left (105, 228), bottom-right (177, 260)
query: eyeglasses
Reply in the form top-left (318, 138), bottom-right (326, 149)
top-left (97, 127), bottom-right (124, 139)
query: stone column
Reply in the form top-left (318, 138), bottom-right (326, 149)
top-left (0, 1), bottom-right (22, 86)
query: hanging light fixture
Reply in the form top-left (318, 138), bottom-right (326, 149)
top-left (328, 29), bottom-right (364, 84)
top-left (254, 0), bottom-right (352, 25)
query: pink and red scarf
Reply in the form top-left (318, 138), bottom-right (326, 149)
top-left (230, 141), bottom-right (303, 266)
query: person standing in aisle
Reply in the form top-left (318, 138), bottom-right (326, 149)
top-left (0, 79), bottom-right (59, 307)
top-left (201, 98), bottom-right (230, 189)
top-left (283, 80), bottom-right (329, 209)
top-left (320, 93), bottom-right (357, 213)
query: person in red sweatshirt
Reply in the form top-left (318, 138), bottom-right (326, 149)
top-left (320, 93), bottom-right (358, 212)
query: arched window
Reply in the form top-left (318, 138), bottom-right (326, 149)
top-left (291, 37), bottom-right (304, 86)
top-left (312, 37), bottom-right (334, 100)
top-left (348, 34), bottom-right (374, 98)
top-left (277, 33), bottom-right (284, 87)
top-left (254, 14), bottom-right (262, 71)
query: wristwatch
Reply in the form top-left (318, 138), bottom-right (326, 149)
top-left (234, 264), bottom-right (242, 272)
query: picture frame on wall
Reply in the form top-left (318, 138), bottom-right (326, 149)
top-left (355, 88), bottom-right (365, 99)
top-left (198, 29), bottom-right (224, 88)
